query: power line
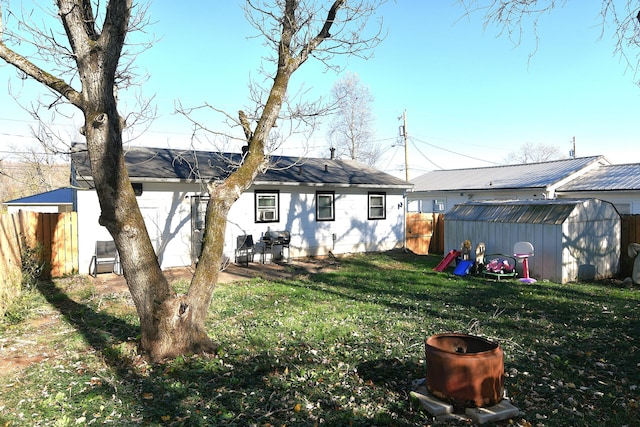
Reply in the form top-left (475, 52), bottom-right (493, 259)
top-left (410, 135), bottom-right (502, 166)
top-left (408, 138), bottom-right (443, 170)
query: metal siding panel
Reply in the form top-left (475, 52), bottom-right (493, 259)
top-left (528, 224), bottom-right (544, 280)
top-left (443, 199), bottom-right (620, 282)
top-left (574, 219), bottom-right (588, 282)
top-left (444, 220), bottom-right (458, 253)
top-left (538, 224), bottom-right (557, 282)
top-left (564, 217), bottom-right (575, 280)
top-left (561, 221), bottom-right (573, 284)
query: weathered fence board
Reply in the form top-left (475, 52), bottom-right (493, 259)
top-left (621, 214), bottom-right (640, 278)
top-left (0, 213), bottom-right (22, 315)
top-left (0, 211), bottom-right (78, 280)
top-left (406, 213), bottom-right (444, 255)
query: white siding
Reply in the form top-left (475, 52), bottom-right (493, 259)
top-left (76, 183), bottom-right (201, 274)
top-left (76, 189), bottom-right (112, 274)
top-left (226, 186), bottom-right (405, 259)
top-left (77, 183), bottom-right (406, 274)
top-left (407, 189), bottom-right (549, 214)
top-left (557, 191), bottom-right (638, 214)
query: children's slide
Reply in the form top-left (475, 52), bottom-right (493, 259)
top-left (453, 259), bottom-right (474, 276)
top-left (433, 250), bottom-right (461, 272)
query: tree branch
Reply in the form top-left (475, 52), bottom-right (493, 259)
top-left (0, 41), bottom-right (83, 107)
top-left (296, 0), bottom-right (345, 66)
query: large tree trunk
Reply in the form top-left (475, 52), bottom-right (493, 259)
top-left (2, 0), bottom-right (362, 362)
top-left (59, 0), bottom-right (174, 361)
top-left (141, 187), bottom-right (233, 361)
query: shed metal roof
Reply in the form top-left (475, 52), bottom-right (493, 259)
top-left (4, 187), bottom-right (74, 205)
top-left (71, 143), bottom-right (411, 189)
top-left (556, 163), bottom-right (640, 192)
top-left (410, 156), bottom-right (607, 192)
top-left (445, 199), bottom-right (609, 225)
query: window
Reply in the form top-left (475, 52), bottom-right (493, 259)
top-left (368, 192), bottom-right (386, 220)
top-left (407, 199), bottom-right (421, 213)
top-left (316, 191), bottom-right (335, 221)
top-left (255, 191), bottom-right (279, 223)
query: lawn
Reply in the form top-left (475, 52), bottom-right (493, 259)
top-left (0, 251), bottom-right (638, 426)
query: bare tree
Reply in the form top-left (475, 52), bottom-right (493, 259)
top-left (327, 71), bottom-right (380, 166)
top-left (0, 0), bottom-right (385, 361)
top-left (458, 1), bottom-right (640, 76)
top-left (0, 144), bottom-right (69, 204)
top-left (507, 141), bottom-right (565, 164)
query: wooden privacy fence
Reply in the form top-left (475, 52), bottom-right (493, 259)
top-left (406, 212), bottom-right (444, 255)
top-left (620, 214), bottom-right (640, 278)
top-left (0, 211), bottom-right (78, 283)
top-left (407, 213), bottom-right (640, 279)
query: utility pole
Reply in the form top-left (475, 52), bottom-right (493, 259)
top-left (402, 110), bottom-right (409, 182)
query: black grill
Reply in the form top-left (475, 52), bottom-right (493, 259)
top-left (262, 230), bottom-right (290, 245)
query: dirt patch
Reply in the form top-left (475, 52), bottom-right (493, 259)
top-left (0, 258), bottom-right (338, 376)
top-left (91, 258), bottom-right (338, 294)
top-left (0, 314), bottom-right (61, 376)
top-left (0, 355), bottom-right (47, 374)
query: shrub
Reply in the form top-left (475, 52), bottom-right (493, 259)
top-left (21, 243), bottom-right (45, 290)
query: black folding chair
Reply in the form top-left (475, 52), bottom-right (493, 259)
top-left (234, 235), bottom-right (255, 266)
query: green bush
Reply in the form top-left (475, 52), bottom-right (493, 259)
top-left (20, 243), bottom-right (45, 290)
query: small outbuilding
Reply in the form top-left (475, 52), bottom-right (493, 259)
top-left (3, 187), bottom-right (75, 214)
top-left (444, 199), bottom-right (620, 283)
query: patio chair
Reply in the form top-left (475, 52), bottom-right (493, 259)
top-left (91, 240), bottom-right (120, 277)
top-left (235, 235), bottom-right (255, 266)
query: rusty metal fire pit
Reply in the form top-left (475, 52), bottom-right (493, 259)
top-left (425, 333), bottom-right (504, 408)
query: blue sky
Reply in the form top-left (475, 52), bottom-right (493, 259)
top-left (0, 1), bottom-right (638, 179)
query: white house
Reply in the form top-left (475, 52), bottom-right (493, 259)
top-left (71, 143), bottom-right (412, 275)
top-left (406, 155), bottom-right (640, 214)
top-left (555, 163), bottom-right (640, 214)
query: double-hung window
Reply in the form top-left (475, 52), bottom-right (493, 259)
top-left (255, 190), bottom-right (279, 223)
top-left (316, 191), bottom-right (335, 221)
top-left (368, 192), bottom-right (386, 220)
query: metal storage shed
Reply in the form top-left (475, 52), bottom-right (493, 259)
top-left (444, 199), bottom-right (620, 283)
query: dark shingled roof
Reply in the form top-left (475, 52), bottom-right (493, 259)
top-left (71, 143), bottom-right (411, 189)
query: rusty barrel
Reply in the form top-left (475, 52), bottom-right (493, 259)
top-left (425, 333), bottom-right (504, 408)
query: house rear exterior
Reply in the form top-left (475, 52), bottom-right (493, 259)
top-left (555, 163), bottom-right (640, 214)
top-left (71, 144), bottom-right (412, 275)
